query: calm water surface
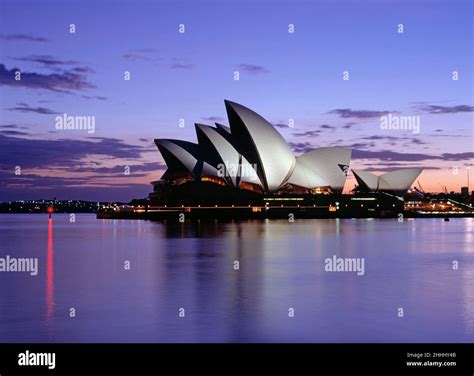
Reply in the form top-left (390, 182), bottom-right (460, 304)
top-left (0, 214), bottom-right (473, 343)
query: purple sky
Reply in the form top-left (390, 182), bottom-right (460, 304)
top-left (0, 0), bottom-right (473, 201)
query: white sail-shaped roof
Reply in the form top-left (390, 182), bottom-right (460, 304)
top-left (155, 139), bottom-right (219, 179)
top-left (379, 168), bottom-right (423, 191)
top-left (352, 168), bottom-right (422, 193)
top-left (224, 100), bottom-right (295, 192)
top-left (352, 169), bottom-right (380, 191)
top-left (288, 147), bottom-right (351, 192)
top-left (195, 124), bottom-right (261, 187)
top-left (154, 139), bottom-right (200, 177)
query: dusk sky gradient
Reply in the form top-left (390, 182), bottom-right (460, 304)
top-left (0, 0), bottom-right (472, 201)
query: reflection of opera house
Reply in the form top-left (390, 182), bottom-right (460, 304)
top-left (149, 100), bottom-right (422, 218)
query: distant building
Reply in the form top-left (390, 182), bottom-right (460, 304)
top-left (461, 186), bottom-right (469, 197)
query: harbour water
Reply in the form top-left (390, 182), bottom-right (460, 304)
top-left (0, 214), bottom-right (472, 343)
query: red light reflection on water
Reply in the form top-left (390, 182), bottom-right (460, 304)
top-left (46, 218), bottom-right (54, 322)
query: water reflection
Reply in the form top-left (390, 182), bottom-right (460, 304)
top-left (0, 214), bottom-right (472, 342)
top-left (45, 218), bottom-right (54, 326)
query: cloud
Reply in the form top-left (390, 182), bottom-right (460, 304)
top-left (360, 166), bottom-right (440, 172)
top-left (0, 134), bottom-right (148, 169)
top-left (139, 138), bottom-right (149, 142)
top-left (0, 171), bottom-right (92, 189)
top-left (170, 62), bottom-right (194, 70)
top-left (0, 34), bottom-right (49, 43)
top-left (69, 162), bottom-right (164, 174)
top-left (81, 95), bottom-right (107, 101)
top-left (235, 64), bottom-right (269, 74)
top-left (202, 116), bottom-right (224, 122)
top-left (441, 152), bottom-right (474, 161)
top-left (320, 124), bottom-right (335, 130)
top-left (362, 135), bottom-right (398, 140)
top-left (361, 135), bottom-right (427, 144)
top-left (351, 149), bottom-right (474, 162)
top-left (0, 134), bottom-right (165, 201)
top-left (0, 63), bottom-right (96, 92)
top-left (327, 108), bottom-right (392, 119)
top-left (123, 49), bottom-right (160, 62)
top-left (71, 66), bottom-right (94, 73)
top-left (342, 122), bottom-right (356, 129)
top-left (0, 124), bottom-right (28, 129)
top-left (372, 162), bottom-right (426, 167)
top-left (287, 141), bottom-right (314, 154)
top-left (292, 130), bottom-right (321, 137)
top-left (349, 142), bottom-right (376, 149)
top-left (0, 130), bottom-right (30, 136)
top-left (351, 149), bottom-right (435, 161)
top-left (7, 103), bottom-right (59, 115)
top-left (429, 132), bottom-right (464, 138)
top-left (0, 169), bottom-right (153, 202)
top-left (414, 104), bottom-right (474, 114)
top-left (274, 123), bottom-right (290, 128)
top-left (86, 136), bottom-right (123, 142)
top-left (14, 55), bottom-right (79, 67)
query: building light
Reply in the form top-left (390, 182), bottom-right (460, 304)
top-left (262, 197), bottom-right (304, 201)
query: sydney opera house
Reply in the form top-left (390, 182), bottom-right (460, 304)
top-left (149, 100), bottom-right (422, 217)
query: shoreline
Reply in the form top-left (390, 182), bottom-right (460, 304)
top-left (95, 208), bottom-right (474, 220)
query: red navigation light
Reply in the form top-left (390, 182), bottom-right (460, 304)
top-left (47, 206), bottom-right (54, 214)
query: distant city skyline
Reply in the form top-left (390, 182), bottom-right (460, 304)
top-left (0, 0), bottom-right (472, 201)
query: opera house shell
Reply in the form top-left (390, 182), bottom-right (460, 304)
top-left (151, 100), bottom-right (421, 202)
top-left (352, 168), bottom-right (423, 196)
